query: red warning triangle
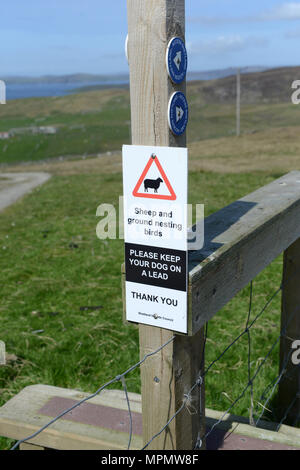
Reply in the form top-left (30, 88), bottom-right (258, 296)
top-left (132, 154), bottom-right (176, 200)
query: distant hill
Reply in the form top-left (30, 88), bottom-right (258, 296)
top-left (187, 66), bottom-right (269, 81)
top-left (3, 67), bottom-right (269, 85)
top-left (188, 66), bottom-right (300, 104)
top-left (3, 74), bottom-right (129, 85)
top-left (3, 66), bottom-right (300, 105)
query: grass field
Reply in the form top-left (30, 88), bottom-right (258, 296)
top-left (0, 70), bottom-right (299, 449)
top-left (1, 72), bottom-right (300, 167)
top-left (0, 168), bottom-right (281, 450)
top-left (0, 90), bottom-right (131, 165)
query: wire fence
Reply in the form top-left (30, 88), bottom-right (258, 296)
top-left (10, 265), bottom-right (300, 451)
top-left (204, 266), bottom-right (300, 443)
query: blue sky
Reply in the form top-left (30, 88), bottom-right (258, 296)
top-left (2, 1), bottom-right (300, 76)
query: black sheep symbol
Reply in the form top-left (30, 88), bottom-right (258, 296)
top-left (144, 177), bottom-right (164, 193)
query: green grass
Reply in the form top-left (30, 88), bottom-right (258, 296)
top-left (187, 101), bottom-right (300, 142)
top-left (0, 81), bottom-right (298, 448)
top-left (0, 170), bottom-right (285, 449)
top-left (1, 85), bottom-right (300, 165)
top-left (0, 96), bottom-right (131, 164)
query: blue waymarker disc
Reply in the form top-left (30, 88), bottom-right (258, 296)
top-left (166, 37), bottom-right (188, 84)
top-left (168, 92), bottom-right (189, 136)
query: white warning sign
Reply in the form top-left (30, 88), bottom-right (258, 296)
top-left (123, 145), bottom-right (188, 333)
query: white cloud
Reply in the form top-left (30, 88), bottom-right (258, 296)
top-left (265, 2), bottom-right (300, 20)
top-left (188, 35), bottom-right (268, 56)
top-left (188, 2), bottom-right (300, 25)
top-left (190, 36), bottom-right (245, 55)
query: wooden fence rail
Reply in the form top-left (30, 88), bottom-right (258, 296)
top-left (189, 171), bottom-right (300, 334)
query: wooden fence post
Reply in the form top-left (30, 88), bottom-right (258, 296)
top-left (127, 0), bottom-right (206, 450)
top-left (278, 238), bottom-right (300, 424)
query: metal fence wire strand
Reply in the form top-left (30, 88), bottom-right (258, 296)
top-left (204, 282), bottom-right (282, 378)
top-left (10, 265), bottom-right (299, 451)
top-left (121, 376), bottom-right (133, 450)
top-left (275, 388), bottom-right (300, 431)
top-left (253, 348), bottom-right (295, 426)
top-left (10, 335), bottom-right (175, 450)
top-left (143, 269), bottom-right (299, 449)
top-left (245, 281), bottom-right (254, 426)
top-left (143, 324), bottom-right (208, 451)
top-left (253, 282), bottom-right (300, 426)
top-left (204, 270), bottom-right (300, 441)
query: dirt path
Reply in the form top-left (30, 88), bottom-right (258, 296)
top-left (0, 172), bottom-right (51, 212)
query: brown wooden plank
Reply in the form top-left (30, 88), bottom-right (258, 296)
top-left (1, 386), bottom-right (300, 450)
top-left (38, 396), bottom-right (142, 436)
top-left (0, 385), bottom-right (142, 450)
top-left (19, 443), bottom-right (45, 450)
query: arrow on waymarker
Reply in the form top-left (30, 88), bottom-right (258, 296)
top-left (176, 106), bottom-right (184, 122)
top-left (174, 51), bottom-right (182, 70)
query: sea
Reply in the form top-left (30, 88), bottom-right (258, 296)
top-left (4, 67), bottom-right (269, 101)
top-left (5, 79), bottom-right (129, 101)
